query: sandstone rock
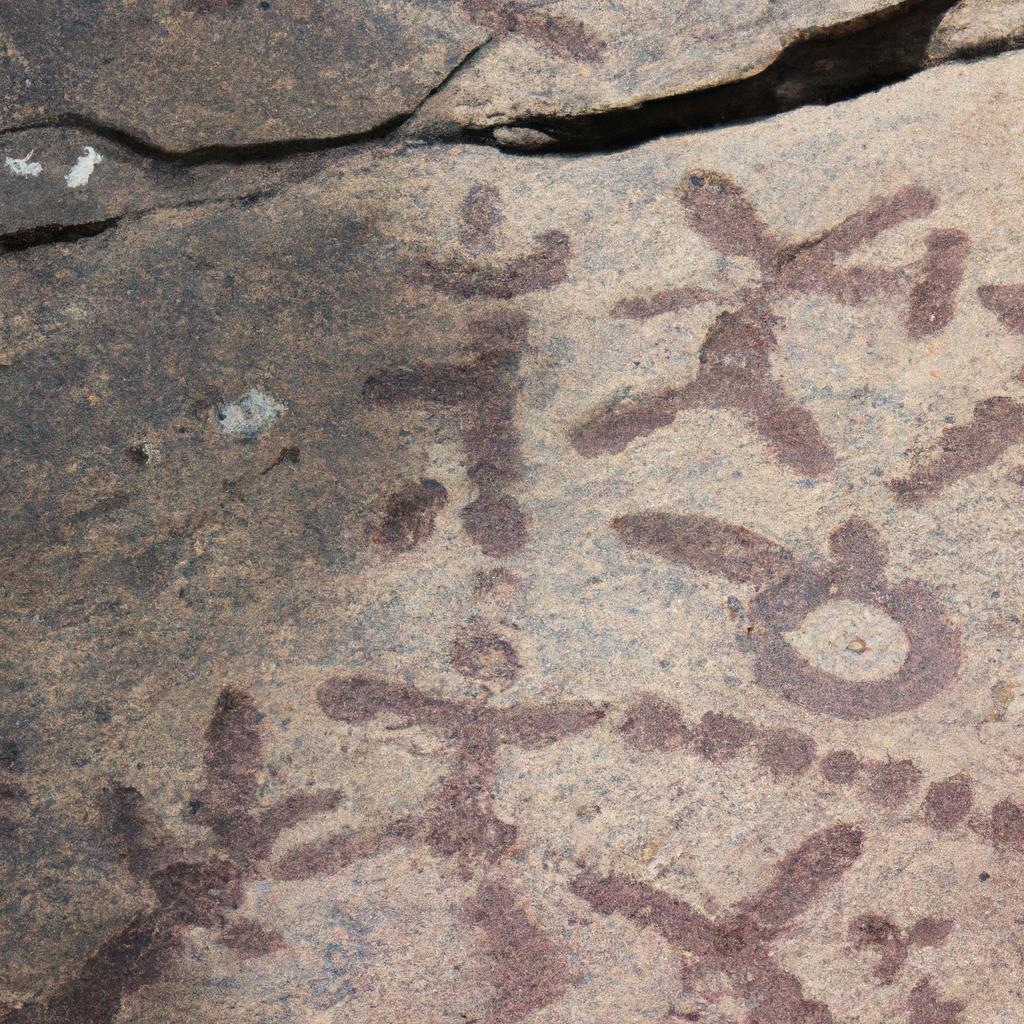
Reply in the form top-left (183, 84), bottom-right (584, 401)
top-left (929, 0), bottom-right (1024, 60)
top-left (0, 127), bottom-right (332, 243)
top-left (0, 2), bottom-right (485, 151)
top-left (3, 12), bottom-right (1024, 1024)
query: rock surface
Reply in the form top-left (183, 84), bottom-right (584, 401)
top-left (4, 6), bottom-right (1024, 1024)
top-left (0, 1), bottom-right (486, 151)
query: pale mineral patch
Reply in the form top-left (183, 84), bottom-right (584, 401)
top-left (4, 152), bottom-right (41, 177)
top-left (784, 598), bottom-right (911, 682)
top-left (217, 388), bottom-right (286, 436)
top-left (64, 146), bottom-right (102, 188)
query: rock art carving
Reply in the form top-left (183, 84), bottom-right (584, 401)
top-left (364, 309), bottom-right (529, 556)
top-left (574, 173), bottom-right (969, 473)
top-left (613, 514), bottom-right (961, 719)
top-left (572, 824), bottom-right (864, 1024)
top-left (457, 0), bottom-right (607, 64)
top-left (8, 688), bottom-right (340, 1024)
top-left (848, 914), bottom-right (953, 984)
top-left (367, 186), bottom-right (569, 557)
top-left (889, 396), bottom-right (1024, 505)
top-left (369, 478), bottom-right (449, 554)
top-left (271, 674), bottom-right (606, 1023)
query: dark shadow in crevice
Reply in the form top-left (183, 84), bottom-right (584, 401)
top-left (0, 217), bottom-right (121, 253)
top-left (466, 0), bottom-right (986, 153)
top-left (0, 37), bottom-right (494, 167)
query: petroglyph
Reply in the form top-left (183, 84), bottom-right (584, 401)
top-left (7, 689), bottom-right (339, 1024)
top-left (614, 514), bottom-right (960, 719)
top-left (575, 174), bottom-right (968, 473)
top-left (572, 824), bottom-right (864, 1024)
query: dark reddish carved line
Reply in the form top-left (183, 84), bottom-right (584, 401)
top-left (849, 913), bottom-right (953, 984)
top-left (12, 688), bottom-right (339, 1024)
top-left (413, 230), bottom-right (570, 300)
top-left (370, 479), bottom-right (448, 554)
top-left (464, 879), bottom-right (582, 1024)
top-left (889, 396), bottom-right (1024, 505)
top-left (907, 977), bottom-right (966, 1023)
top-left (460, 184), bottom-right (504, 250)
top-left (458, 0), bottom-right (607, 63)
top-left (979, 283), bottom-right (1024, 333)
top-left (575, 173), bottom-right (966, 468)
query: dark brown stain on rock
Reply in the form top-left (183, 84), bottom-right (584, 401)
top-left (907, 229), bottom-right (971, 338)
top-left (576, 173), bottom-right (963, 471)
top-left (192, 687), bottom-right (264, 846)
top-left (613, 512), bottom-right (793, 584)
top-left (889, 396), bottom-right (1024, 505)
top-left (850, 913), bottom-right (909, 983)
top-left (694, 711), bottom-right (756, 761)
top-left (850, 913), bottom-right (952, 984)
top-left (474, 567), bottom-right (527, 599)
top-left (576, 305), bottom-right (836, 476)
top-left (272, 821), bottom-right (414, 882)
top-left (461, 492), bottom-right (529, 557)
top-left (619, 697), bottom-right (819, 779)
top-left (0, 738), bottom-right (22, 773)
top-left (820, 749), bottom-right (862, 785)
top-left (619, 695), bottom-right (692, 752)
top-left (978, 282), bottom-right (1024, 333)
top-left (907, 977), bottom-right (967, 1023)
top-left (572, 824), bottom-right (863, 1024)
top-left (923, 774), bottom-right (974, 830)
top-left (610, 286), bottom-right (716, 321)
top-left (615, 514), bottom-right (961, 720)
top-left (458, 0), bottom-right (607, 63)
top-left (459, 184), bottom-right (505, 250)
top-left (298, 675), bottom-right (605, 876)
top-left (14, 910), bottom-right (181, 1024)
top-left (756, 728), bottom-right (817, 776)
top-left (364, 310), bottom-right (529, 557)
top-left (370, 479), bottom-right (449, 554)
top-left (865, 759), bottom-right (923, 807)
top-left (450, 627), bottom-right (522, 682)
top-left (415, 229), bottom-right (570, 300)
top-left (217, 918), bottom-right (287, 958)
top-left (464, 879), bottom-right (583, 1024)
top-left (971, 798), bottom-right (1024, 851)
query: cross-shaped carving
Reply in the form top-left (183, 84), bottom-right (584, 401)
top-left (571, 823), bottom-right (864, 1024)
top-left (574, 172), bottom-right (969, 475)
top-left (270, 675), bottom-right (606, 1023)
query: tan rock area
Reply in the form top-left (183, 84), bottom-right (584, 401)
top-left (3, 6), bottom-right (1024, 1024)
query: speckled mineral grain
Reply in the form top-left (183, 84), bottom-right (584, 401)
top-left (3, 3), bottom-right (1024, 1024)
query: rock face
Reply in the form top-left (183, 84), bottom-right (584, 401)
top-left (0, 1), bottom-right (486, 150)
top-left (4, 6), bottom-right (1024, 1024)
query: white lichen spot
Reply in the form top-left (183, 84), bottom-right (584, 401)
top-left (65, 146), bottom-right (103, 188)
top-left (217, 389), bottom-right (286, 437)
top-left (5, 151), bottom-right (42, 177)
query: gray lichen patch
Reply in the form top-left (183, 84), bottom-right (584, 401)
top-left (217, 389), bottom-right (286, 437)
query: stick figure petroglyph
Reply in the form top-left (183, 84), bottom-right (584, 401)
top-left (8, 689), bottom-right (340, 1024)
top-left (574, 173), bottom-right (969, 474)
